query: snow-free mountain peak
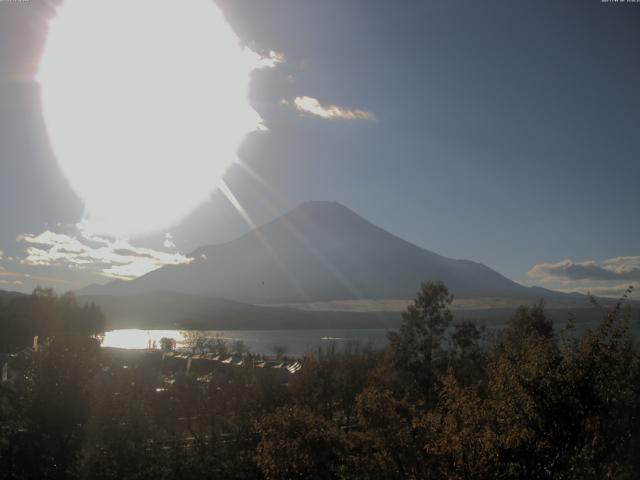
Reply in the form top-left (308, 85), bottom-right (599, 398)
top-left (79, 201), bottom-right (558, 303)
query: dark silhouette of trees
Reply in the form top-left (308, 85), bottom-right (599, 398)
top-left (159, 337), bottom-right (176, 352)
top-left (257, 406), bottom-right (350, 480)
top-left (385, 280), bottom-right (453, 402)
top-left (0, 288), bottom-right (104, 352)
top-left (2, 335), bottom-right (101, 479)
top-left (1, 284), bottom-right (639, 479)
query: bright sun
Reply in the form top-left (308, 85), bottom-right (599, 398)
top-left (39, 0), bottom-right (269, 236)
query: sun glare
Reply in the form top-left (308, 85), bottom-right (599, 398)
top-left (39, 0), bottom-right (269, 236)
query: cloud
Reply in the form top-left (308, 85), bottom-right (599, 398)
top-left (527, 256), bottom-right (640, 299)
top-left (528, 257), bottom-right (640, 282)
top-left (289, 96), bottom-right (375, 121)
top-left (259, 50), bottom-right (286, 68)
top-left (17, 227), bottom-right (192, 280)
top-left (602, 256), bottom-right (640, 274)
top-left (112, 249), bottom-right (156, 259)
top-left (556, 283), bottom-right (639, 298)
top-left (163, 233), bottom-right (176, 249)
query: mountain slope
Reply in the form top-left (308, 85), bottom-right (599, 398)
top-left (80, 201), bottom-right (560, 303)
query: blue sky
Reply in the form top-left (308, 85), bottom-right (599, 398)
top-left (1, 0), bottom-right (639, 298)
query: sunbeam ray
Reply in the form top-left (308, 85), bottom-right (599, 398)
top-left (218, 179), bottom-right (312, 304)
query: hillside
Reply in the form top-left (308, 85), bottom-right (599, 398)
top-left (0, 289), bottom-right (25, 305)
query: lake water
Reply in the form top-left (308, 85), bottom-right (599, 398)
top-left (102, 318), bottom-right (640, 356)
top-left (101, 328), bottom-right (393, 356)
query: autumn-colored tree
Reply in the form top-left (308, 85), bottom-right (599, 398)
top-left (424, 292), bottom-right (640, 479)
top-left (352, 386), bottom-right (431, 479)
top-left (418, 373), bottom-right (499, 480)
top-left (1, 284), bottom-right (639, 479)
top-left (256, 406), bottom-right (350, 480)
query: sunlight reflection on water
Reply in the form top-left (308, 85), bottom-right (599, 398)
top-left (101, 329), bottom-right (185, 350)
top-left (101, 329), bottom-right (392, 355)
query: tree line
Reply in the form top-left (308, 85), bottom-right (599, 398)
top-left (0, 287), bottom-right (105, 352)
top-left (0, 282), bottom-right (639, 479)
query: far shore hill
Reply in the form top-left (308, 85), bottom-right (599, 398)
top-left (72, 291), bottom-right (633, 331)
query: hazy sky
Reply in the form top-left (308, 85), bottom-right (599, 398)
top-left (1, 0), bottom-right (639, 298)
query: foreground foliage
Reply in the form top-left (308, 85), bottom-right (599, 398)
top-left (1, 283), bottom-right (639, 479)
